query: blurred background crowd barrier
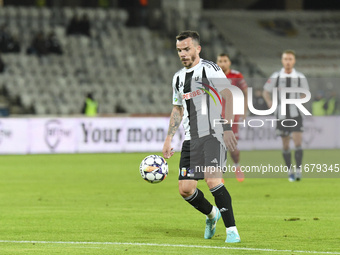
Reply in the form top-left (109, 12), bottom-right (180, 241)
top-left (0, 116), bottom-right (339, 154)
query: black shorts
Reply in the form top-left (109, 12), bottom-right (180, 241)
top-left (276, 116), bottom-right (303, 137)
top-left (178, 135), bottom-right (227, 180)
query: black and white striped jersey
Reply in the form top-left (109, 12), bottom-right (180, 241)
top-left (264, 68), bottom-right (309, 120)
top-left (172, 58), bottom-right (231, 141)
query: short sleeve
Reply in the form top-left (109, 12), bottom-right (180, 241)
top-left (208, 68), bottom-right (231, 93)
top-left (172, 75), bottom-right (182, 105)
top-left (263, 72), bottom-right (279, 92)
top-left (299, 74), bottom-right (309, 91)
top-left (237, 73), bottom-right (248, 91)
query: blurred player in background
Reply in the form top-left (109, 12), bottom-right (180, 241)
top-left (217, 53), bottom-right (248, 182)
top-left (163, 31), bottom-right (241, 243)
top-left (262, 50), bottom-right (309, 182)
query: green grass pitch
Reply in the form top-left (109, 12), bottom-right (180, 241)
top-left (0, 149), bottom-right (339, 254)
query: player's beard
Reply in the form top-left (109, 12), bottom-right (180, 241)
top-left (182, 55), bottom-right (196, 68)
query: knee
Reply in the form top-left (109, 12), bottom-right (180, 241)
top-left (295, 142), bottom-right (302, 148)
top-left (205, 178), bottom-right (222, 190)
top-left (296, 145), bottom-right (302, 150)
top-left (283, 144), bottom-right (290, 151)
top-left (178, 185), bottom-right (195, 198)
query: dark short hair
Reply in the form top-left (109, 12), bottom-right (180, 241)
top-left (282, 49), bottom-right (296, 57)
top-left (217, 53), bottom-right (231, 59)
top-left (176, 30), bottom-right (200, 44)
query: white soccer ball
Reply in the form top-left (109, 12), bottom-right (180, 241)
top-left (139, 155), bottom-right (168, 183)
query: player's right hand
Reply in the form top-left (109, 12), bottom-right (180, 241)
top-left (162, 140), bottom-right (174, 159)
top-left (223, 130), bottom-right (237, 152)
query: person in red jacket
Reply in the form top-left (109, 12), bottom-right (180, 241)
top-left (217, 53), bottom-right (248, 182)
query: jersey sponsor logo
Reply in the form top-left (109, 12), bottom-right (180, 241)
top-left (182, 89), bottom-right (202, 100)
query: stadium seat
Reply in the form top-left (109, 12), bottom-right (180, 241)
top-left (34, 103), bottom-right (47, 115)
top-left (0, 6), bottom-right (191, 115)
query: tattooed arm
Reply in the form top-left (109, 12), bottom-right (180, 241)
top-left (162, 105), bottom-right (183, 159)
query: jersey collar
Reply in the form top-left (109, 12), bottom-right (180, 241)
top-left (280, 68), bottom-right (297, 77)
top-left (185, 58), bottom-right (202, 72)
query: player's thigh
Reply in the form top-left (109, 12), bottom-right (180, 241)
top-left (179, 140), bottom-right (204, 180)
top-left (178, 180), bottom-right (198, 197)
top-left (292, 131), bottom-right (302, 146)
top-left (276, 119), bottom-right (292, 137)
top-left (281, 135), bottom-right (290, 150)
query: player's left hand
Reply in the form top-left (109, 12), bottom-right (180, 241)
top-left (223, 130), bottom-right (237, 152)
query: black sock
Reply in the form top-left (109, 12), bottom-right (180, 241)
top-left (295, 146), bottom-right (303, 167)
top-left (184, 188), bottom-right (213, 215)
top-left (282, 149), bottom-right (291, 168)
top-left (210, 183), bottom-right (235, 228)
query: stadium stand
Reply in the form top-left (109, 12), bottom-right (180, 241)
top-left (202, 10), bottom-right (340, 112)
top-left (162, 7), bottom-right (265, 79)
top-left (1, 6), bottom-right (338, 115)
top-left (204, 11), bottom-right (340, 78)
top-left (0, 6), bottom-right (265, 115)
top-left (0, 6), bottom-right (181, 115)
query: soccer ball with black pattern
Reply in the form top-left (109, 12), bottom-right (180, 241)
top-left (139, 155), bottom-right (168, 183)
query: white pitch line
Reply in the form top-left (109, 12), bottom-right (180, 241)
top-left (0, 240), bottom-right (339, 254)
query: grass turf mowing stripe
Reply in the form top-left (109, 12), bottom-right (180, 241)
top-left (0, 240), bottom-right (339, 254)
